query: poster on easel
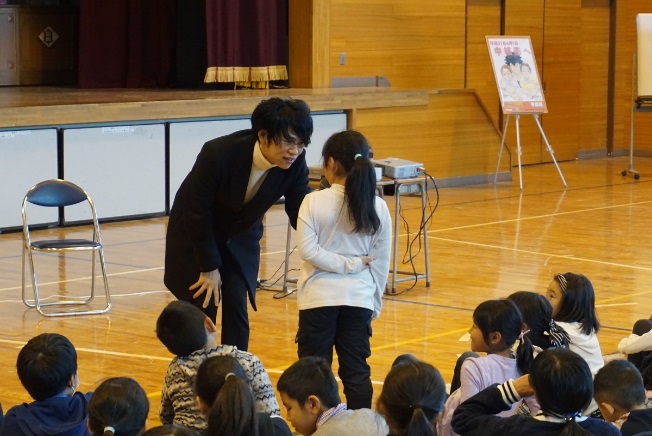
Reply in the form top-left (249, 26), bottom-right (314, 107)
top-left (486, 36), bottom-right (547, 114)
top-left (637, 14), bottom-right (652, 100)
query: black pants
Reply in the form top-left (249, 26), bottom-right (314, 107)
top-left (180, 253), bottom-right (250, 352)
top-left (629, 318), bottom-right (652, 371)
top-left (297, 306), bottom-right (373, 409)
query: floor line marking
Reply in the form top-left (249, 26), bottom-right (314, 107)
top-left (428, 236), bottom-right (652, 272)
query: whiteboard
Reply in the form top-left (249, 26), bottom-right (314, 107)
top-left (638, 14), bottom-right (652, 97)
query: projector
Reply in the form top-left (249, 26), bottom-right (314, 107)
top-left (372, 157), bottom-right (424, 179)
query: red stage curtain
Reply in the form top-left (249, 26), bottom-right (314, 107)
top-left (78, 0), bottom-right (176, 88)
top-left (204, 0), bottom-right (288, 88)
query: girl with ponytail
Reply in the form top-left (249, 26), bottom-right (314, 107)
top-left (295, 130), bottom-right (392, 409)
top-left (451, 348), bottom-right (620, 436)
top-left (195, 355), bottom-right (291, 436)
top-left (438, 299), bottom-right (537, 436)
top-left (87, 377), bottom-right (149, 436)
top-left (377, 359), bottom-right (447, 436)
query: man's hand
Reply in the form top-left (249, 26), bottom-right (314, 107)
top-left (190, 268), bottom-right (222, 308)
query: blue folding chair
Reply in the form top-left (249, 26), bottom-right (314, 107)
top-left (21, 179), bottom-right (111, 316)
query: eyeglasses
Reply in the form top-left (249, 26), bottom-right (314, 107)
top-left (276, 138), bottom-right (305, 152)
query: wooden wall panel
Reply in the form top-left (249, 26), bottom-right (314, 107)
top-left (540, 0), bottom-right (581, 162)
top-left (289, 0), bottom-right (331, 88)
top-left (329, 0), bottom-right (466, 89)
top-left (612, 0), bottom-right (652, 152)
top-left (503, 0), bottom-right (545, 164)
top-left (466, 0), bottom-right (502, 127)
top-left (354, 91), bottom-right (506, 179)
top-left (579, 0), bottom-right (610, 153)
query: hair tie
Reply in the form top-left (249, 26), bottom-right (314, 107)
top-left (409, 404), bottom-right (438, 420)
top-left (518, 329), bottom-right (530, 341)
top-left (547, 320), bottom-right (571, 348)
top-left (225, 372), bottom-right (236, 380)
top-left (103, 427), bottom-right (116, 434)
top-left (555, 273), bottom-right (568, 292)
top-left (354, 153), bottom-right (362, 160)
top-left (563, 411), bottom-right (581, 422)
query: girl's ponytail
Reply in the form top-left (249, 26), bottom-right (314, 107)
top-left (405, 406), bottom-right (438, 436)
top-left (557, 416), bottom-right (590, 436)
top-left (515, 332), bottom-right (534, 375)
top-left (345, 153), bottom-right (380, 234)
top-left (206, 373), bottom-right (258, 436)
top-left (197, 356), bottom-right (259, 436)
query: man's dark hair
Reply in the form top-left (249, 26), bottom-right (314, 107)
top-left (156, 300), bottom-right (209, 356)
top-left (251, 97), bottom-right (313, 147)
top-left (17, 333), bottom-right (78, 401)
top-left (277, 356), bottom-right (340, 408)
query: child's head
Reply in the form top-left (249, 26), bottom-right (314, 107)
top-left (500, 65), bottom-right (512, 78)
top-left (87, 377), bottom-right (149, 436)
top-left (377, 360), bottom-right (446, 436)
top-left (17, 333), bottom-right (78, 401)
top-left (521, 63), bottom-right (532, 74)
top-left (195, 355), bottom-right (257, 436)
top-left (507, 291), bottom-right (570, 349)
top-left (546, 272), bottom-right (600, 335)
top-left (470, 299), bottom-right (533, 374)
top-left (594, 359), bottom-right (646, 422)
top-left (156, 300), bottom-right (216, 356)
top-left (530, 348), bottom-right (593, 421)
top-left (277, 356), bottom-right (340, 436)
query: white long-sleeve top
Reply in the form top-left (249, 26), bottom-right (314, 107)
top-left (555, 321), bottom-right (604, 376)
top-left (296, 184), bottom-right (392, 319)
top-left (619, 330), bottom-right (652, 355)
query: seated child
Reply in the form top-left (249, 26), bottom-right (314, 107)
top-left (196, 355), bottom-right (291, 436)
top-left (594, 359), bottom-right (652, 436)
top-left (507, 291), bottom-right (570, 351)
top-left (618, 316), bottom-right (652, 371)
top-left (0, 333), bottom-right (92, 436)
top-left (451, 348), bottom-right (620, 436)
top-left (87, 377), bottom-right (148, 436)
top-left (377, 359), bottom-right (447, 436)
top-left (276, 356), bottom-right (388, 436)
top-left (156, 300), bottom-right (279, 430)
top-left (438, 299), bottom-right (537, 436)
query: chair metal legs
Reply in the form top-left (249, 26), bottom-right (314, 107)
top-left (21, 244), bottom-right (111, 317)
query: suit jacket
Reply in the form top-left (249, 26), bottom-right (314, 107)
top-left (164, 129), bottom-right (311, 309)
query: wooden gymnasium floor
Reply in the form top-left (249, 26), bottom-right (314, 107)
top-left (0, 155), bottom-right (650, 428)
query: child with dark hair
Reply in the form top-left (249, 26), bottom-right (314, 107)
top-left (438, 299), bottom-right (536, 436)
top-left (295, 130), bottom-right (392, 410)
top-left (196, 355), bottom-right (291, 436)
top-left (507, 291), bottom-right (570, 350)
top-left (87, 377), bottom-right (148, 436)
top-left (377, 359), bottom-right (447, 436)
top-left (594, 359), bottom-right (652, 435)
top-left (0, 333), bottom-right (92, 436)
top-left (276, 356), bottom-right (388, 436)
top-left (618, 315), bottom-right (652, 371)
top-left (452, 348), bottom-right (620, 436)
top-left (156, 300), bottom-right (279, 431)
top-left (546, 272), bottom-right (604, 376)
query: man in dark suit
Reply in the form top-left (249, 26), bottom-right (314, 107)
top-left (164, 97), bottom-right (313, 351)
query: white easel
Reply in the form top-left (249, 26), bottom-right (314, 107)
top-left (623, 14), bottom-right (652, 180)
top-left (493, 113), bottom-right (567, 190)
